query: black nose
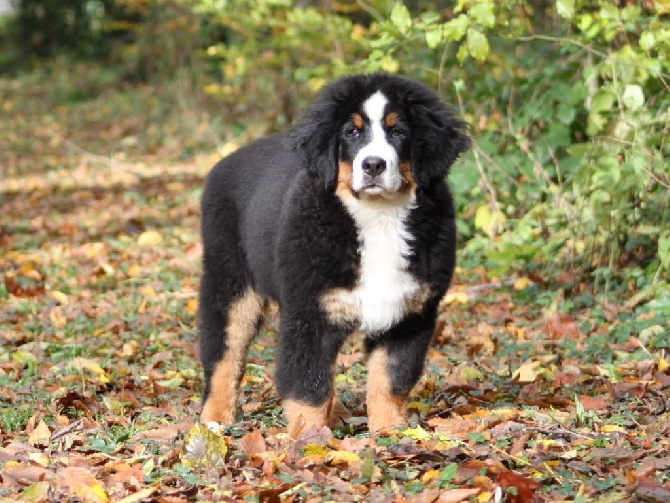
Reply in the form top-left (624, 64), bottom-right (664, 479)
top-left (362, 156), bottom-right (386, 177)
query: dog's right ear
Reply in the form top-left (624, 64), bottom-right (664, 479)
top-left (289, 78), bottom-right (359, 191)
top-left (289, 109), bottom-right (339, 190)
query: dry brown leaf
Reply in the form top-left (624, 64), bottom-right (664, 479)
top-left (436, 487), bottom-right (481, 502)
top-left (496, 470), bottom-right (541, 503)
top-left (577, 394), bottom-right (609, 410)
top-left (59, 467), bottom-right (109, 503)
top-left (239, 429), bottom-right (267, 455)
top-left (28, 420), bottom-right (51, 447)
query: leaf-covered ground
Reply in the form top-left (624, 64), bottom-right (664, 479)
top-left (1, 66), bottom-right (669, 502)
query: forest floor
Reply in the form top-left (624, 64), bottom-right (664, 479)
top-left (1, 65), bottom-right (669, 502)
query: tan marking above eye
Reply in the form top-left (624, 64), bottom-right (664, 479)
top-left (384, 112), bottom-right (398, 128)
top-left (351, 113), bottom-right (364, 129)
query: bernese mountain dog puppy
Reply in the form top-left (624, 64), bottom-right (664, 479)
top-left (199, 73), bottom-right (471, 435)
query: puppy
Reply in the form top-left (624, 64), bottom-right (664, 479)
top-left (199, 73), bottom-right (470, 435)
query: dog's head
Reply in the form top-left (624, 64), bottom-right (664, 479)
top-left (290, 73), bottom-right (471, 201)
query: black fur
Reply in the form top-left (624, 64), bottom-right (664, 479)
top-left (199, 73), bottom-right (470, 423)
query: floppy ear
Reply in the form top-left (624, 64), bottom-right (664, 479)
top-left (407, 86), bottom-right (471, 189)
top-left (289, 79), bottom-right (358, 191)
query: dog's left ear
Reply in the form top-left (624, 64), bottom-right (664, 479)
top-left (407, 87), bottom-right (471, 189)
top-left (290, 80), bottom-right (356, 191)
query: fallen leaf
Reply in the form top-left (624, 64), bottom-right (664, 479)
top-left (496, 471), bottom-right (541, 503)
top-left (67, 357), bottom-right (110, 384)
top-left (59, 467), bottom-right (108, 503)
top-left (327, 450), bottom-right (361, 465)
top-left (239, 430), bottom-right (267, 455)
top-left (437, 487), bottom-right (481, 502)
top-left (181, 423), bottom-right (228, 472)
top-left (115, 487), bottom-right (157, 503)
top-left (577, 395), bottom-right (609, 410)
top-left (18, 480), bottom-right (51, 502)
top-left (137, 230), bottom-right (163, 247)
top-left (50, 290), bottom-right (69, 305)
top-left (444, 290), bottom-right (470, 304)
top-left (29, 420), bottom-right (51, 447)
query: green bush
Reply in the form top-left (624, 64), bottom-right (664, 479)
top-left (189, 0), bottom-right (669, 291)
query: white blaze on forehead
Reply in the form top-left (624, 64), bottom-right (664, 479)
top-left (352, 91), bottom-right (402, 195)
top-left (363, 90), bottom-right (388, 126)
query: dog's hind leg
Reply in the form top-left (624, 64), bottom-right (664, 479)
top-left (200, 274), bottom-right (265, 424)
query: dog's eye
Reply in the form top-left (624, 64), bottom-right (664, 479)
top-left (346, 127), bottom-right (361, 138)
top-left (390, 129), bottom-right (405, 139)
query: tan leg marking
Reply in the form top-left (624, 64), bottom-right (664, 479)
top-left (283, 398), bottom-right (331, 438)
top-left (366, 347), bottom-right (408, 432)
top-left (201, 288), bottom-right (265, 423)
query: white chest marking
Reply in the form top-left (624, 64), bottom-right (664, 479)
top-left (345, 197), bottom-right (419, 333)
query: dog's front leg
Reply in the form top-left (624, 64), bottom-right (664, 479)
top-left (365, 314), bottom-right (436, 432)
top-left (275, 312), bottom-right (349, 438)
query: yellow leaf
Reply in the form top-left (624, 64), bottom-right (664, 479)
top-left (422, 469), bottom-right (440, 482)
top-left (655, 0), bottom-right (670, 15)
top-left (477, 490), bottom-right (493, 502)
top-left (156, 375), bottom-right (184, 389)
top-left (460, 365), bottom-right (484, 381)
top-left (514, 360), bottom-right (541, 382)
top-left (327, 450), bottom-right (361, 464)
top-left (68, 357), bottom-right (110, 384)
top-left (186, 298), bottom-right (198, 316)
top-left (402, 426), bottom-right (431, 441)
top-left (474, 205), bottom-right (506, 237)
top-left (60, 467), bottom-right (108, 503)
top-left (512, 356), bottom-right (556, 383)
top-left (50, 290), bottom-right (69, 305)
top-left (137, 230), bottom-right (163, 247)
top-left (601, 424), bottom-right (627, 434)
top-left (303, 444), bottom-right (328, 456)
top-left (126, 264), bottom-right (142, 277)
top-left (12, 350), bottom-right (37, 367)
top-left (513, 276), bottom-right (531, 290)
top-left (29, 420), bottom-right (51, 447)
top-left (560, 449), bottom-right (579, 459)
top-left (181, 423), bottom-right (228, 471)
top-left (18, 481), bottom-right (51, 502)
top-left (140, 285), bottom-right (156, 300)
top-left (443, 291), bottom-right (470, 304)
top-left (658, 358), bottom-right (669, 372)
top-left (407, 401), bottom-right (432, 416)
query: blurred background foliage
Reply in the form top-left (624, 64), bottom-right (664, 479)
top-left (1, 0), bottom-right (668, 297)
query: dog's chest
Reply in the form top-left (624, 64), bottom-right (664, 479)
top-left (320, 200), bottom-right (425, 334)
top-left (353, 208), bottom-right (419, 332)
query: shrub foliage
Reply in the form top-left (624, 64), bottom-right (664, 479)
top-left (7, 0), bottom-right (669, 290)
